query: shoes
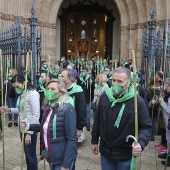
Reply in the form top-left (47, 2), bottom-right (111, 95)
top-left (8, 122), bottom-right (12, 127)
top-left (14, 122), bottom-right (18, 127)
top-left (161, 159), bottom-right (170, 166)
top-left (158, 147), bottom-right (167, 153)
top-left (86, 125), bottom-right (90, 131)
top-left (158, 153), bottom-right (167, 159)
top-left (154, 143), bottom-right (164, 149)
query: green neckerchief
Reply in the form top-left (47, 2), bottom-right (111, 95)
top-left (64, 96), bottom-right (75, 107)
top-left (16, 90), bottom-right (29, 111)
top-left (79, 74), bottom-right (90, 89)
top-left (38, 84), bottom-right (46, 93)
top-left (108, 76), bottom-right (112, 80)
top-left (106, 85), bottom-right (135, 128)
top-left (8, 77), bottom-right (12, 81)
top-left (106, 84), bottom-right (134, 107)
top-left (67, 83), bottom-right (83, 96)
top-left (52, 97), bottom-right (74, 140)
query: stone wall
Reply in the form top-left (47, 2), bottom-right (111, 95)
top-left (0, 0), bottom-right (170, 68)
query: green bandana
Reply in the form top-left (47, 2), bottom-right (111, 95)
top-left (106, 84), bottom-right (135, 128)
top-left (67, 83), bottom-right (83, 95)
top-left (79, 74), bottom-right (90, 89)
top-left (52, 96), bottom-right (74, 140)
top-left (106, 84), bottom-right (134, 107)
top-left (8, 73), bottom-right (12, 80)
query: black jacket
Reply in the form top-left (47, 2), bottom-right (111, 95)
top-left (68, 87), bottom-right (86, 130)
top-left (37, 84), bottom-right (46, 122)
top-left (91, 92), bottom-right (152, 161)
top-left (137, 85), bottom-right (148, 108)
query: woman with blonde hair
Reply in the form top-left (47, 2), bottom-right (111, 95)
top-left (92, 74), bottom-right (109, 120)
top-left (4, 68), bottom-right (18, 127)
top-left (21, 79), bottom-right (77, 170)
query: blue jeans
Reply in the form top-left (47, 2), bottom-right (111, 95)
top-left (86, 103), bottom-right (90, 126)
top-left (20, 133), bottom-right (38, 170)
top-left (151, 117), bottom-right (158, 139)
top-left (8, 98), bottom-right (18, 121)
top-left (50, 161), bottom-right (74, 170)
top-left (101, 154), bottom-right (131, 170)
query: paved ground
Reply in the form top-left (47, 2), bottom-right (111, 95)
top-left (0, 117), bottom-right (170, 170)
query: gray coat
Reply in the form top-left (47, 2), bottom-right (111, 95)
top-left (11, 90), bottom-right (40, 134)
top-left (160, 97), bottom-right (170, 131)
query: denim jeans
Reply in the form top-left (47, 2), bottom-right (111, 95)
top-left (86, 103), bottom-right (90, 126)
top-left (49, 161), bottom-right (74, 170)
top-left (20, 133), bottom-right (38, 170)
top-left (151, 117), bottom-right (158, 139)
top-left (8, 98), bottom-right (18, 121)
top-left (101, 154), bottom-right (131, 170)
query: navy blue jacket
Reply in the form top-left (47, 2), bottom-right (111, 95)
top-left (29, 103), bottom-right (77, 168)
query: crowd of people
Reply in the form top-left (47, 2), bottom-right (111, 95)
top-left (0, 56), bottom-right (169, 169)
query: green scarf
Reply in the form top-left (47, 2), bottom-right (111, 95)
top-left (52, 96), bottom-right (74, 140)
top-left (38, 84), bottom-right (46, 93)
top-left (67, 83), bottom-right (83, 96)
top-left (106, 85), bottom-right (135, 128)
top-left (79, 74), bottom-right (90, 89)
top-left (106, 84), bottom-right (134, 107)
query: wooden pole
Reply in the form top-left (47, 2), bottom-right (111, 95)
top-left (47, 56), bottom-right (51, 83)
top-left (132, 50), bottom-right (138, 140)
top-left (21, 52), bottom-right (29, 170)
top-left (0, 49), bottom-right (5, 170)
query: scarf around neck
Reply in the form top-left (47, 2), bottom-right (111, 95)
top-left (79, 74), bottom-right (90, 89)
top-left (67, 83), bottom-right (83, 95)
top-left (106, 84), bottom-right (135, 107)
top-left (106, 84), bottom-right (135, 128)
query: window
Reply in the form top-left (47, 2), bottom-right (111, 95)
top-left (81, 20), bottom-right (86, 25)
top-left (81, 30), bottom-right (86, 40)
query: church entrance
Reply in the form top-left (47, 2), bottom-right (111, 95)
top-left (57, 0), bottom-right (120, 61)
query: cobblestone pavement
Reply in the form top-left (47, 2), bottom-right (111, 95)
top-left (0, 117), bottom-right (170, 170)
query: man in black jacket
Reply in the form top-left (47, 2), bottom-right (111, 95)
top-left (91, 67), bottom-right (152, 170)
top-left (104, 65), bottom-right (112, 87)
top-left (61, 69), bottom-right (86, 134)
top-left (61, 69), bottom-right (86, 170)
top-left (77, 66), bottom-right (95, 131)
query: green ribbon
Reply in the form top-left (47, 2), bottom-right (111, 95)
top-left (130, 156), bottom-right (137, 170)
top-left (53, 114), bottom-right (57, 140)
top-left (114, 103), bottom-right (125, 128)
top-left (7, 60), bottom-right (10, 68)
top-left (38, 84), bottom-right (46, 93)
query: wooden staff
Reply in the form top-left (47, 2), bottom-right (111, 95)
top-left (47, 56), bottom-right (51, 83)
top-left (21, 52), bottom-right (29, 170)
top-left (132, 50), bottom-right (138, 170)
top-left (115, 59), bottom-right (117, 69)
top-left (132, 50), bottom-right (138, 140)
top-left (0, 49), bottom-right (5, 170)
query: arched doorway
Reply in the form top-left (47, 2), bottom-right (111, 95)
top-left (57, 0), bottom-right (120, 61)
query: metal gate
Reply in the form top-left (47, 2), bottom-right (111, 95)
top-left (141, 8), bottom-right (170, 86)
top-left (0, 4), bottom-right (42, 86)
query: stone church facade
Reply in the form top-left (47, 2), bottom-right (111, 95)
top-left (0, 0), bottom-right (169, 68)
